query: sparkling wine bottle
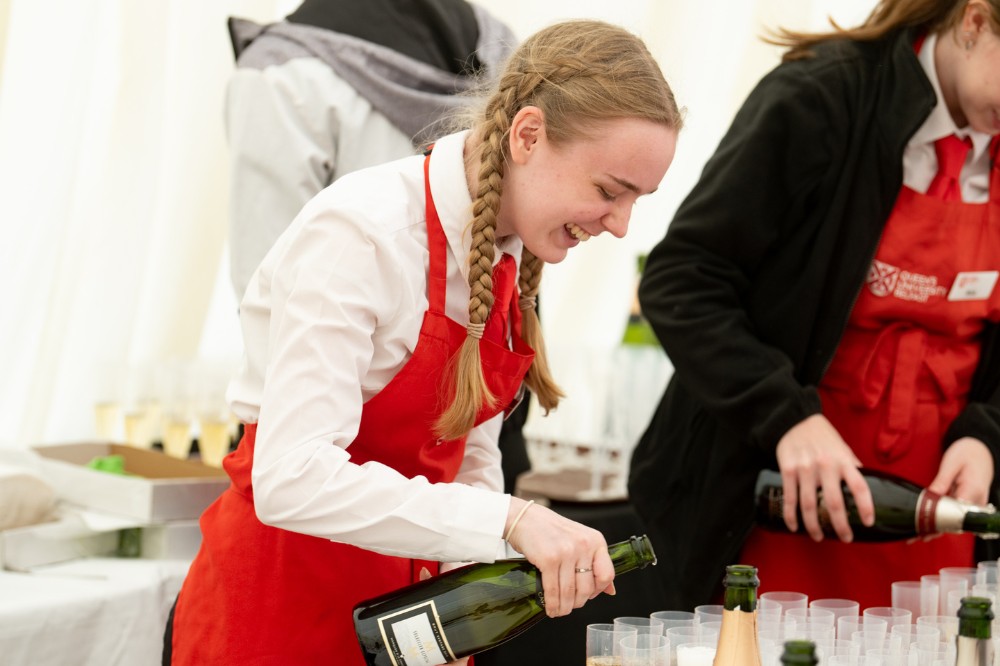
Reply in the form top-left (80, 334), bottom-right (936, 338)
top-left (353, 534), bottom-right (657, 666)
top-left (712, 564), bottom-right (762, 666)
top-left (956, 597), bottom-right (994, 666)
top-left (780, 640), bottom-right (818, 666)
top-left (755, 467), bottom-right (1000, 541)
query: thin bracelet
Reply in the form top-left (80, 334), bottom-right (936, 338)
top-left (504, 499), bottom-right (535, 542)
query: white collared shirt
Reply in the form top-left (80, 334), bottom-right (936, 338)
top-left (228, 130), bottom-right (522, 563)
top-left (903, 32), bottom-right (992, 202)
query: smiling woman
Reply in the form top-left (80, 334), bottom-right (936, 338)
top-left (165, 17), bottom-right (681, 666)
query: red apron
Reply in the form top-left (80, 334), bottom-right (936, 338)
top-left (741, 157), bottom-right (1000, 609)
top-left (171, 154), bottom-right (535, 664)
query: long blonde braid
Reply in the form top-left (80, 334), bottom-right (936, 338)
top-left (434, 19), bottom-right (683, 440)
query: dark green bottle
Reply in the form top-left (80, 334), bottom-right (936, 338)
top-left (755, 468), bottom-right (1000, 541)
top-left (780, 641), bottom-right (818, 666)
top-left (956, 597), bottom-right (993, 666)
top-left (621, 255), bottom-right (660, 347)
top-left (713, 565), bottom-right (761, 666)
top-left (353, 535), bottom-right (656, 666)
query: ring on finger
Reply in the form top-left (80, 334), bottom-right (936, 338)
top-left (575, 567), bottom-right (592, 573)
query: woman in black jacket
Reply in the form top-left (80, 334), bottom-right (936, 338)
top-left (630, 0), bottom-right (1000, 610)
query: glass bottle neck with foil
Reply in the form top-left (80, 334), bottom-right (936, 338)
top-left (920, 491), bottom-right (1000, 537)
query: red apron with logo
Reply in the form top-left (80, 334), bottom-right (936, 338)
top-left (741, 161), bottom-right (1000, 609)
top-left (170, 154), bottom-right (535, 664)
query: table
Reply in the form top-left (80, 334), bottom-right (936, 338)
top-left (0, 557), bottom-right (190, 666)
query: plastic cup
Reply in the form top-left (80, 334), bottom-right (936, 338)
top-left (811, 598), bottom-right (861, 631)
top-left (891, 581), bottom-right (923, 620)
top-left (620, 633), bottom-right (669, 666)
top-left (911, 642), bottom-right (955, 666)
top-left (839, 616), bottom-right (888, 642)
top-left (615, 616), bottom-right (666, 637)
top-left (828, 656), bottom-right (884, 666)
top-left (867, 648), bottom-right (907, 666)
top-left (851, 630), bottom-right (893, 652)
top-left (915, 615), bottom-right (958, 643)
top-left (863, 607), bottom-right (912, 631)
top-left (938, 567), bottom-right (977, 616)
top-left (920, 575), bottom-right (940, 618)
top-left (760, 591), bottom-right (809, 616)
top-left (588, 623), bottom-right (638, 663)
top-left (891, 623), bottom-right (941, 650)
top-left (694, 604), bottom-right (724, 625)
top-left (675, 639), bottom-right (717, 666)
top-left (816, 639), bottom-right (861, 662)
top-left (651, 610), bottom-right (696, 632)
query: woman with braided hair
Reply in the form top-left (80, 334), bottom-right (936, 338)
top-left (164, 19), bottom-right (681, 665)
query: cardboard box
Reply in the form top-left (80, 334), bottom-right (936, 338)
top-left (33, 442), bottom-right (228, 522)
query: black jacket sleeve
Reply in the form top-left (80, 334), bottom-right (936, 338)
top-left (639, 62), bottom-right (844, 452)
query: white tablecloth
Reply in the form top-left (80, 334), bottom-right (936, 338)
top-left (0, 557), bottom-right (190, 666)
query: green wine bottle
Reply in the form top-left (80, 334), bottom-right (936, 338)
top-left (780, 641), bottom-right (817, 666)
top-left (621, 255), bottom-right (660, 347)
top-left (754, 468), bottom-right (1000, 542)
top-left (956, 597), bottom-right (993, 666)
top-left (713, 565), bottom-right (761, 666)
top-left (353, 535), bottom-right (657, 666)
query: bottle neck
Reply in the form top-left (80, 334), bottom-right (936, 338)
top-left (781, 641), bottom-right (818, 666)
top-left (723, 585), bottom-right (757, 612)
top-left (721, 565), bottom-right (759, 612)
top-left (609, 535), bottom-right (657, 575)
top-left (961, 510), bottom-right (1000, 537)
top-left (926, 491), bottom-right (1000, 537)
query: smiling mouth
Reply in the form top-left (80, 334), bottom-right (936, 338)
top-left (566, 222), bottom-right (591, 241)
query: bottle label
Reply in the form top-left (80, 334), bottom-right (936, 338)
top-left (377, 600), bottom-right (456, 666)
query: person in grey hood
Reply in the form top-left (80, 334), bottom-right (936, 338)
top-left (225, 0), bottom-right (517, 302)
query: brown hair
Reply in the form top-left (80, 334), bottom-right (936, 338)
top-left (766, 0), bottom-right (1000, 62)
top-left (434, 19), bottom-right (683, 440)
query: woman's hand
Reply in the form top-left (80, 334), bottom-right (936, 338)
top-left (775, 414), bottom-right (875, 542)
top-left (928, 438), bottom-right (993, 505)
top-left (503, 498), bottom-right (615, 618)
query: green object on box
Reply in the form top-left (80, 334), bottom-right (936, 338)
top-left (86, 454), bottom-right (128, 474)
top-left (87, 454), bottom-right (142, 558)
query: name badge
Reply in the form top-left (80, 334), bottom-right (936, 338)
top-left (947, 271), bottom-right (999, 301)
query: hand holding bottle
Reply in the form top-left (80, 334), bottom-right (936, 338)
top-left (774, 414), bottom-right (875, 542)
top-left (503, 497), bottom-right (615, 617)
top-left (928, 437), bottom-right (993, 506)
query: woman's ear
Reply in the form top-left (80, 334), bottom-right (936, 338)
top-left (508, 106), bottom-right (545, 165)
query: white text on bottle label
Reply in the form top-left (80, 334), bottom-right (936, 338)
top-left (377, 600), bottom-right (456, 666)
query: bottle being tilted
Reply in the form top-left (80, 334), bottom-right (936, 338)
top-left (755, 468), bottom-right (1000, 542)
top-left (956, 597), bottom-right (994, 666)
top-left (712, 564), bottom-right (762, 666)
top-left (353, 535), bottom-right (657, 666)
top-left (780, 641), bottom-right (818, 666)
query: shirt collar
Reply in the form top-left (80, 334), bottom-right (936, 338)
top-left (427, 130), bottom-right (524, 282)
top-left (913, 32), bottom-right (992, 161)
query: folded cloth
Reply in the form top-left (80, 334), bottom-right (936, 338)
top-left (0, 464), bottom-right (57, 531)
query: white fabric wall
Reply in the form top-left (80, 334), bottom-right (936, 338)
top-left (0, 0), bottom-right (876, 449)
